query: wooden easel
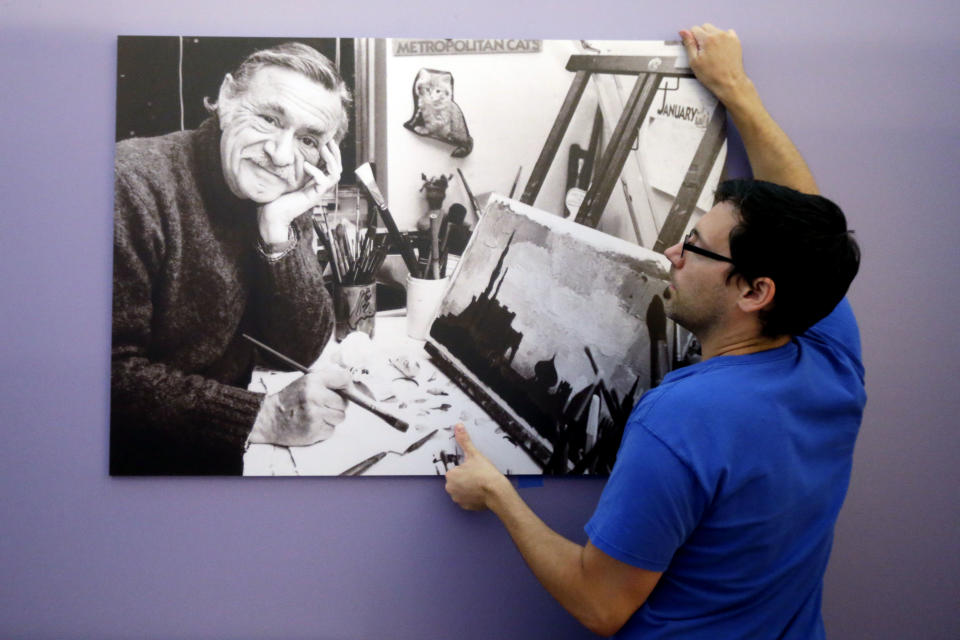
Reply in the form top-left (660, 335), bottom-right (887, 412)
top-left (519, 54), bottom-right (727, 252)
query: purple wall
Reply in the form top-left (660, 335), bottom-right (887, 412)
top-left (2, 2), bottom-right (958, 638)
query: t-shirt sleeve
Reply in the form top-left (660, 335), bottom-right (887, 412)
top-left (803, 297), bottom-right (864, 378)
top-left (585, 418), bottom-right (706, 572)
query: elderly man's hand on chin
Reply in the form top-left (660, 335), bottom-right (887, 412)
top-left (445, 424), bottom-right (512, 511)
top-left (248, 362), bottom-right (351, 447)
top-left (257, 139), bottom-right (343, 245)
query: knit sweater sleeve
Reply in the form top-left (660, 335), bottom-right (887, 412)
top-left (111, 163), bottom-right (264, 469)
top-left (247, 212), bottom-right (334, 367)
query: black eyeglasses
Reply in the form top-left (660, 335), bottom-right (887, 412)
top-left (681, 232), bottom-right (734, 264)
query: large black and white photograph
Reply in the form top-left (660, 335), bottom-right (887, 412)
top-left (110, 36), bottom-right (729, 476)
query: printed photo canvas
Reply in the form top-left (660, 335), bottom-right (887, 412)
top-left (110, 36), bottom-right (726, 476)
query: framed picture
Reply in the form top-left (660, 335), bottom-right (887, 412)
top-left (111, 36), bottom-right (724, 476)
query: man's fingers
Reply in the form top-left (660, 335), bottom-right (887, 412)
top-left (454, 423), bottom-right (479, 458)
top-left (304, 385), bottom-right (346, 411)
top-left (444, 467), bottom-right (459, 488)
top-left (320, 143), bottom-right (342, 181)
top-left (320, 391), bottom-right (348, 411)
top-left (318, 406), bottom-right (345, 425)
top-left (303, 161), bottom-right (325, 181)
top-left (690, 25), bottom-right (710, 49)
top-left (327, 140), bottom-right (342, 166)
top-left (678, 29), bottom-right (698, 57)
top-left (319, 143), bottom-right (340, 172)
top-left (305, 364), bottom-right (352, 390)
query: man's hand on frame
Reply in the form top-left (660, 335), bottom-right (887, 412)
top-left (445, 424), bottom-right (511, 511)
top-left (679, 23), bottom-right (751, 107)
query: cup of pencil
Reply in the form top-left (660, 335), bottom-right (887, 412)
top-left (313, 214), bottom-right (387, 342)
top-left (407, 208), bottom-right (460, 340)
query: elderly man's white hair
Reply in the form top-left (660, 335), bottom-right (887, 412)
top-left (205, 42), bottom-right (352, 143)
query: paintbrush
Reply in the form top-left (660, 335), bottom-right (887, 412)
top-left (335, 223), bottom-right (355, 280)
top-left (428, 212), bottom-right (441, 279)
top-left (456, 168), bottom-right (481, 221)
top-left (508, 165), bottom-right (522, 199)
top-left (440, 202), bottom-right (470, 269)
top-left (242, 333), bottom-right (409, 433)
top-left (355, 163), bottom-right (420, 275)
top-left (312, 217), bottom-right (340, 285)
top-left (321, 211), bottom-right (346, 284)
top-left (355, 201), bottom-right (361, 265)
top-left (370, 239), bottom-right (389, 278)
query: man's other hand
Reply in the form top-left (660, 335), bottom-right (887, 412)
top-left (679, 24), bottom-right (752, 107)
top-left (257, 140), bottom-right (343, 244)
top-left (249, 362), bottom-right (350, 446)
top-left (445, 424), bottom-right (511, 511)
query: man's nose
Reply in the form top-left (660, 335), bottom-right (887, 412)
top-left (664, 240), bottom-right (684, 268)
top-left (264, 129), bottom-right (295, 167)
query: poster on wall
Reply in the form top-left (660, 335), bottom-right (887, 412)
top-left (109, 36), bottom-right (726, 477)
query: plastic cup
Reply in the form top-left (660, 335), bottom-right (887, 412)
top-left (405, 275), bottom-right (450, 340)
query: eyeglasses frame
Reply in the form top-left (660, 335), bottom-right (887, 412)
top-left (680, 232), bottom-right (735, 264)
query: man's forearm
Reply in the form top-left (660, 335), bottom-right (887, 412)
top-left (681, 25), bottom-right (819, 195)
top-left (484, 478), bottom-right (641, 636)
top-left (252, 215), bottom-right (334, 362)
top-left (722, 78), bottom-right (819, 194)
top-left (446, 426), bottom-right (660, 634)
top-left (110, 353), bottom-right (264, 475)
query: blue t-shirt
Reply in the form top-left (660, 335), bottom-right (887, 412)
top-left (585, 298), bottom-right (866, 639)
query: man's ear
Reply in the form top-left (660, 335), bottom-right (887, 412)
top-left (215, 73), bottom-right (238, 120)
top-left (737, 275), bottom-right (776, 314)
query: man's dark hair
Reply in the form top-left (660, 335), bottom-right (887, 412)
top-left (714, 179), bottom-right (860, 337)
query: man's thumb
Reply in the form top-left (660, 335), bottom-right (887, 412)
top-left (454, 423), bottom-right (477, 456)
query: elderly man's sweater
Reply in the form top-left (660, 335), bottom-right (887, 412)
top-left (111, 118), bottom-right (333, 475)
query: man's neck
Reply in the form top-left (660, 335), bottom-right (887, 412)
top-left (698, 325), bottom-right (791, 361)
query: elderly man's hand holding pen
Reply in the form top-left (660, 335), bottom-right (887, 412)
top-left (242, 333), bottom-right (412, 448)
top-left (248, 362), bottom-right (351, 447)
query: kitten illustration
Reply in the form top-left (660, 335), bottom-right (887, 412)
top-left (403, 68), bottom-right (474, 157)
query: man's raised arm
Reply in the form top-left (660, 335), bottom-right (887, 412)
top-left (445, 425), bottom-right (662, 636)
top-left (680, 24), bottom-right (819, 195)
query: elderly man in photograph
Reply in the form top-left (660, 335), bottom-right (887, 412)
top-left (111, 43), bottom-right (353, 475)
top-left (445, 24), bottom-right (865, 639)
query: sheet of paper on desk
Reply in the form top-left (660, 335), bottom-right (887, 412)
top-left (245, 318), bottom-right (541, 476)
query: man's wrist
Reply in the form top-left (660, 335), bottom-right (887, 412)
top-left (248, 395), bottom-right (279, 445)
top-left (483, 473), bottom-right (517, 512)
top-left (716, 76), bottom-right (760, 118)
top-left (259, 217), bottom-right (295, 245)
top-left (258, 224), bottom-right (297, 257)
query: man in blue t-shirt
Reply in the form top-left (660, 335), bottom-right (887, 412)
top-left (444, 23), bottom-right (865, 638)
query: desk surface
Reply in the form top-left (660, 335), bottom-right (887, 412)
top-left (243, 314), bottom-right (541, 476)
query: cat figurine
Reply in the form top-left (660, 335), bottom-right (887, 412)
top-left (403, 68), bottom-right (474, 157)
